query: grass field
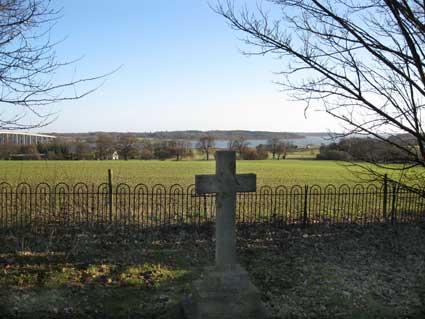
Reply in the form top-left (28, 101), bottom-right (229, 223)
top-left (0, 159), bottom-right (379, 187)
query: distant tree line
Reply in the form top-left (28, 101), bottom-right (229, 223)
top-left (144, 130), bottom-right (304, 141)
top-left (0, 134), bottom-right (193, 161)
top-left (317, 138), bottom-right (416, 163)
top-left (54, 130), bottom-right (306, 141)
top-left (0, 133), bottom-right (301, 161)
top-left (226, 136), bottom-right (296, 160)
top-left (3, 134), bottom-right (413, 164)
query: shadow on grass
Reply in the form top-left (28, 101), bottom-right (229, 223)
top-left (237, 223), bottom-right (425, 318)
top-left (1, 223), bottom-right (425, 318)
top-left (0, 225), bottom-right (215, 319)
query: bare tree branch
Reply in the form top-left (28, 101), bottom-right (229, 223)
top-left (216, 0), bottom-right (425, 186)
top-left (0, 0), bottom-right (114, 130)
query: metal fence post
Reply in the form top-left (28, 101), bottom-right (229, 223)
top-left (303, 185), bottom-right (309, 228)
top-left (391, 184), bottom-right (397, 226)
top-left (383, 174), bottom-right (388, 222)
top-left (108, 169), bottom-right (113, 224)
top-left (203, 194), bottom-right (207, 224)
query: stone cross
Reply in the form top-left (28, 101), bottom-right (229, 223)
top-left (184, 151), bottom-right (264, 319)
top-left (195, 151), bottom-right (256, 270)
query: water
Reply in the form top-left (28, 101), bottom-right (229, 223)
top-left (191, 135), bottom-right (336, 149)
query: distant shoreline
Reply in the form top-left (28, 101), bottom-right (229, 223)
top-left (41, 130), bottom-right (337, 141)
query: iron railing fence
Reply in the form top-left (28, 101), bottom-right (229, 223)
top-left (1, 182), bottom-right (425, 232)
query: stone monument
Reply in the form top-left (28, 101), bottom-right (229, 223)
top-left (182, 151), bottom-right (265, 319)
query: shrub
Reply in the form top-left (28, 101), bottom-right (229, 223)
top-left (140, 148), bottom-right (154, 160)
top-left (241, 148), bottom-right (258, 160)
top-left (256, 145), bottom-right (269, 160)
top-left (316, 150), bottom-right (352, 161)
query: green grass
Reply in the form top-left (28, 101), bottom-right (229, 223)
top-left (286, 147), bottom-right (319, 159)
top-left (0, 159), bottom-right (380, 187)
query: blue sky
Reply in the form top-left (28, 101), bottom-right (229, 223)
top-left (35, 0), bottom-right (339, 133)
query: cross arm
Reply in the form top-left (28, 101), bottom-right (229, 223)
top-left (195, 173), bottom-right (256, 194)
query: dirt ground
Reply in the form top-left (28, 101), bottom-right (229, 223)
top-left (0, 223), bottom-right (424, 318)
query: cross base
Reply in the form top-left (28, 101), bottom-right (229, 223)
top-left (182, 264), bottom-right (266, 319)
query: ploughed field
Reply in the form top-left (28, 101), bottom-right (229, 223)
top-left (0, 159), bottom-right (396, 187)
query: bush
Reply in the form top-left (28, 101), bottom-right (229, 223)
top-left (256, 145), bottom-right (269, 160)
top-left (241, 148), bottom-right (258, 160)
top-left (316, 150), bottom-right (352, 161)
top-left (317, 137), bottom-right (415, 162)
top-left (154, 149), bottom-right (172, 160)
top-left (240, 146), bottom-right (269, 160)
top-left (140, 148), bottom-right (154, 160)
top-left (0, 144), bottom-right (20, 159)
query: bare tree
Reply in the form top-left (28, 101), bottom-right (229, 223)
top-left (0, 0), bottom-right (109, 130)
top-left (169, 140), bottom-right (192, 161)
top-left (74, 139), bottom-right (92, 160)
top-left (95, 133), bottom-right (114, 160)
top-left (228, 136), bottom-right (249, 159)
top-left (267, 138), bottom-right (280, 159)
top-left (197, 135), bottom-right (216, 160)
top-left (139, 139), bottom-right (154, 159)
top-left (276, 140), bottom-right (296, 160)
top-left (116, 135), bottom-right (138, 160)
top-left (216, 1), bottom-right (425, 186)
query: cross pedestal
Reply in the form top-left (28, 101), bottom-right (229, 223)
top-left (182, 151), bottom-right (265, 319)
